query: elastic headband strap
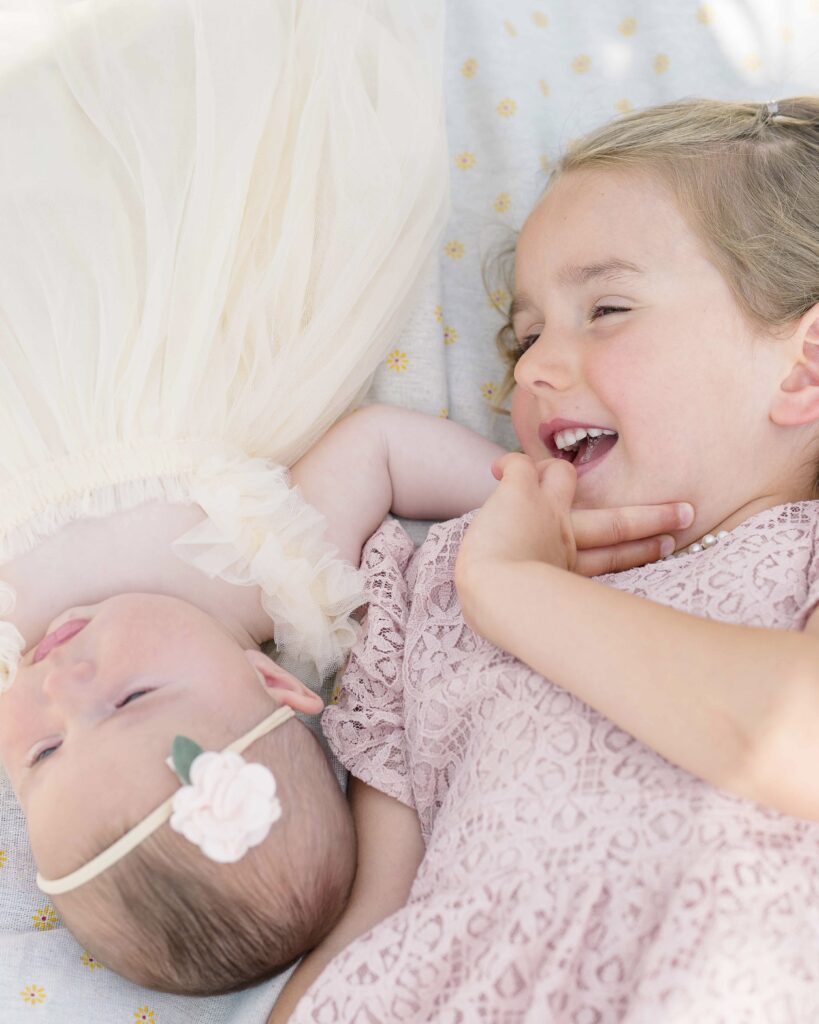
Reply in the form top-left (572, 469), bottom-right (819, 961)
top-left (36, 705), bottom-right (295, 896)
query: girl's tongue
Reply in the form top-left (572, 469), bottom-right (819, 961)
top-left (557, 433), bottom-right (618, 466)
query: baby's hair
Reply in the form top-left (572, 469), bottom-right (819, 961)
top-left (54, 718), bottom-right (356, 995)
top-left (493, 96), bottom-right (819, 415)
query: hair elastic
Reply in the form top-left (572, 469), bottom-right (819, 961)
top-left (36, 705), bottom-right (295, 896)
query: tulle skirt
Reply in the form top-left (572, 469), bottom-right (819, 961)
top-left (0, 0), bottom-right (448, 685)
top-left (0, 0), bottom-right (446, 542)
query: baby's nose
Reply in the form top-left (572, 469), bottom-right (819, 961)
top-left (41, 659), bottom-right (97, 706)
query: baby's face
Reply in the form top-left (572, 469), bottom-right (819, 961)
top-left (509, 167), bottom-right (800, 531)
top-left (0, 594), bottom-right (313, 880)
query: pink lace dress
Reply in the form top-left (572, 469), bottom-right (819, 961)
top-left (299, 503), bottom-right (819, 1023)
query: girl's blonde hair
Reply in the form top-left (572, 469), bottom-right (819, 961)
top-left (495, 96), bottom-right (819, 404)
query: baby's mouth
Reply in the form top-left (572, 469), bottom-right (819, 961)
top-left (33, 619), bottom-right (90, 664)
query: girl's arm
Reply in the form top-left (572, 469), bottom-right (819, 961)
top-left (290, 404), bottom-right (505, 566)
top-left (291, 404), bottom-right (693, 571)
top-left (456, 455), bottom-right (819, 821)
top-left (268, 779), bottom-right (424, 1022)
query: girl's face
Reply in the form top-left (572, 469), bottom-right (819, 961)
top-left (510, 168), bottom-right (807, 538)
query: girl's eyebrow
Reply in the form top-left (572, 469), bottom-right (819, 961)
top-left (556, 257), bottom-right (644, 286)
top-left (510, 258), bottom-right (645, 321)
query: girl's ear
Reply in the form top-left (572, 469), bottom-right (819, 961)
top-left (243, 649), bottom-right (324, 715)
top-left (770, 309), bottom-right (819, 428)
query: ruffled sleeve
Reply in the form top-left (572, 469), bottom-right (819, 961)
top-left (322, 519), bottom-right (416, 808)
top-left (0, 582), bottom-right (24, 692)
top-left (172, 456), bottom-right (366, 687)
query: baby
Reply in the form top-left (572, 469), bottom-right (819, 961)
top-left (0, 0), bottom-right (453, 997)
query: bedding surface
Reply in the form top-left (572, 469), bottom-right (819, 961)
top-left (3, 0), bottom-right (818, 1020)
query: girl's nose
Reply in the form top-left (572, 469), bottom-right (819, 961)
top-left (41, 659), bottom-right (97, 708)
top-left (513, 332), bottom-right (574, 394)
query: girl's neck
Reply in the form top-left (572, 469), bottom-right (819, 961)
top-left (679, 489), bottom-right (810, 553)
top-left (0, 503), bottom-right (272, 651)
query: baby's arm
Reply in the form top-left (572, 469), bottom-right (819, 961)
top-left (291, 404), bottom-right (505, 566)
top-left (268, 779), bottom-right (424, 1022)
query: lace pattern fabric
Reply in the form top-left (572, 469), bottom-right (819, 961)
top-left (314, 502), bottom-right (819, 1022)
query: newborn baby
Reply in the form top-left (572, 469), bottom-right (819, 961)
top-left (0, 510), bottom-right (358, 995)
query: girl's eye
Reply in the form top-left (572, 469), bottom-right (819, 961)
top-left (116, 689), bottom-right (152, 708)
top-left (517, 333), bottom-right (540, 354)
top-left (590, 304), bottom-right (630, 321)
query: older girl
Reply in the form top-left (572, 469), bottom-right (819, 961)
top-left (277, 97), bottom-right (819, 1022)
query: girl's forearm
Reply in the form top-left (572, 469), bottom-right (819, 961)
top-left (292, 405), bottom-right (503, 565)
top-left (466, 559), bottom-right (819, 818)
top-left (268, 781), bottom-right (423, 1022)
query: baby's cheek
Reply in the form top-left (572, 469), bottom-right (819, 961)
top-left (0, 687), bottom-right (30, 789)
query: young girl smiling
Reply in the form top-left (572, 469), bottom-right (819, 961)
top-left (275, 96), bottom-right (819, 1022)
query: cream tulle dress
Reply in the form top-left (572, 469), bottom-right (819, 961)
top-left (0, 0), bottom-right (447, 688)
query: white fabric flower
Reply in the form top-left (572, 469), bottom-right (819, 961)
top-left (169, 750), bottom-right (282, 863)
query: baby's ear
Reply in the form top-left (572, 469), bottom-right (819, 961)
top-left (243, 649), bottom-right (324, 715)
top-left (770, 308), bottom-right (819, 428)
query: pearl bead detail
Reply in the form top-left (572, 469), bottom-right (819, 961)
top-left (665, 529), bottom-right (730, 559)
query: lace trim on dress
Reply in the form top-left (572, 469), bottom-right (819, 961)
top-left (0, 438), bottom-right (229, 563)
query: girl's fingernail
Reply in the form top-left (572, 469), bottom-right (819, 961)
top-left (676, 503), bottom-right (695, 528)
top-left (804, 340), bottom-right (819, 362)
top-left (660, 536), bottom-right (676, 558)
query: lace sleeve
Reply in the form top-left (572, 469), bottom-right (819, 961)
top-left (797, 505), bottom-right (819, 627)
top-left (322, 520), bottom-right (416, 808)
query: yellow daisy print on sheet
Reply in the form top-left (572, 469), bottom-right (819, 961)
top-left (134, 1008), bottom-right (156, 1023)
top-left (32, 905), bottom-right (58, 931)
top-left (444, 240), bottom-right (465, 260)
top-left (454, 151), bottom-right (476, 171)
top-left (386, 349), bottom-right (409, 373)
top-left (0, 849), bottom-right (7, 869)
top-left (21, 984), bottom-right (46, 1005)
top-left (81, 950), bottom-right (103, 970)
top-left (481, 382), bottom-right (498, 403)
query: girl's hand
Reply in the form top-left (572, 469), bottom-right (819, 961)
top-left (455, 453), bottom-right (694, 634)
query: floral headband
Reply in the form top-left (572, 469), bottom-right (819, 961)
top-left (36, 705), bottom-right (295, 896)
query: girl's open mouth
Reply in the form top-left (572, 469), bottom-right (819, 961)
top-left (556, 432), bottom-right (618, 473)
top-left (540, 422), bottom-right (619, 477)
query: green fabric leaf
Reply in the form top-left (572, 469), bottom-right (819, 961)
top-left (171, 736), bottom-right (204, 785)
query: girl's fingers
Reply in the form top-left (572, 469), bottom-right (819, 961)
top-left (574, 536), bottom-right (676, 577)
top-left (493, 452), bottom-right (536, 483)
top-left (538, 456), bottom-right (577, 505)
top-left (571, 502), bottom-right (693, 550)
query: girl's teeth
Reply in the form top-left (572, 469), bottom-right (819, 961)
top-left (554, 426), bottom-right (616, 451)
